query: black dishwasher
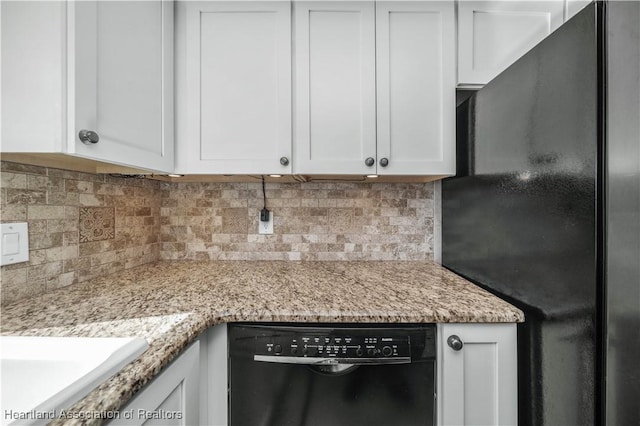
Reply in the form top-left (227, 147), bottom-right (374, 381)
top-left (228, 323), bottom-right (436, 426)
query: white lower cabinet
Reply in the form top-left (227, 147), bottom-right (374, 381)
top-left (110, 341), bottom-right (200, 426)
top-left (200, 324), bottom-right (228, 426)
top-left (438, 323), bottom-right (518, 426)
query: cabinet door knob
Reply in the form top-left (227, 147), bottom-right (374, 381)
top-left (365, 157), bottom-right (375, 167)
top-left (78, 129), bottom-right (100, 145)
top-left (280, 156), bottom-right (290, 166)
top-left (379, 157), bottom-right (389, 167)
top-left (447, 335), bottom-right (464, 351)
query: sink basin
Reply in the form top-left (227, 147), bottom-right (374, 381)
top-left (0, 336), bottom-right (148, 425)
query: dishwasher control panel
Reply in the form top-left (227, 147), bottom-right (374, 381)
top-left (258, 332), bottom-right (411, 359)
top-left (229, 324), bottom-right (437, 363)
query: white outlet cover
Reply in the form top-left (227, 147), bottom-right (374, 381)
top-left (258, 213), bottom-right (274, 235)
top-left (1, 222), bottom-right (29, 266)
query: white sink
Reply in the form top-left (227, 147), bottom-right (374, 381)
top-left (0, 336), bottom-right (148, 425)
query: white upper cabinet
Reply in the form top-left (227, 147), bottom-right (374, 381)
top-left (175, 1), bottom-right (292, 175)
top-left (376, 1), bottom-right (455, 175)
top-left (566, 0), bottom-right (591, 21)
top-left (1, 1), bottom-right (174, 173)
top-left (71, 1), bottom-right (174, 172)
top-left (293, 1), bottom-right (377, 175)
top-left (458, 0), bottom-right (565, 86)
top-left (294, 1), bottom-right (455, 176)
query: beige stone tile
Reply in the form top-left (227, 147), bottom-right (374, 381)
top-left (1, 161), bottom-right (46, 175)
top-left (46, 245), bottom-right (79, 262)
top-left (27, 249), bottom-right (48, 266)
top-left (79, 193), bottom-right (105, 206)
top-left (47, 191), bottom-right (79, 205)
top-left (27, 175), bottom-right (64, 192)
top-left (53, 271), bottom-right (78, 289)
top-left (29, 232), bottom-right (63, 250)
top-left (65, 179), bottom-right (94, 193)
top-left (1, 172), bottom-right (27, 189)
top-left (27, 205), bottom-right (65, 220)
top-left (27, 261), bottom-right (63, 281)
top-left (48, 219), bottom-right (78, 233)
top-left (26, 219), bottom-right (47, 234)
top-left (63, 257), bottom-right (92, 273)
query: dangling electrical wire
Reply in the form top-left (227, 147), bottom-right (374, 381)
top-left (261, 175), bottom-right (267, 210)
top-left (260, 175), bottom-right (270, 222)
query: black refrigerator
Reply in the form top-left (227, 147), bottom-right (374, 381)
top-left (442, 2), bottom-right (639, 426)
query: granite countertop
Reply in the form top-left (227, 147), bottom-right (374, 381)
top-left (0, 261), bottom-right (524, 425)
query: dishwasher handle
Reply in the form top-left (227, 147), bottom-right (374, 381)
top-left (254, 355), bottom-right (411, 365)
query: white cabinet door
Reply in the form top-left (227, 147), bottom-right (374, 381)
top-left (1, 1), bottom-right (66, 153)
top-left (293, 1), bottom-right (377, 174)
top-left (438, 323), bottom-right (518, 426)
top-left (110, 341), bottom-right (200, 426)
top-left (458, 1), bottom-right (564, 86)
top-left (70, 0), bottom-right (174, 172)
top-left (175, 1), bottom-right (291, 175)
top-left (200, 324), bottom-right (228, 426)
top-left (376, 1), bottom-right (455, 175)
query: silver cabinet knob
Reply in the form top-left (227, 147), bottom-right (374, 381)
top-left (447, 335), bottom-right (464, 351)
top-left (78, 129), bottom-right (99, 145)
top-left (379, 157), bottom-right (389, 167)
top-left (280, 156), bottom-right (290, 166)
top-left (365, 157), bottom-right (375, 167)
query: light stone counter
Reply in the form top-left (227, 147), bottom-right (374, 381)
top-left (0, 261), bottom-right (523, 425)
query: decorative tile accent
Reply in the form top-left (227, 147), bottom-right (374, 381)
top-left (79, 207), bottom-right (115, 242)
top-left (328, 208), bottom-right (354, 234)
top-left (222, 208), bottom-right (248, 234)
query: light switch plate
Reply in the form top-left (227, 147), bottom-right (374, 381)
top-left (258, 212), bottom-right (274, 235)
top-left (1, 222), bottom-right (29, 266)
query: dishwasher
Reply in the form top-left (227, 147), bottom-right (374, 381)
top-left (228, 323), bottom-right (436, 426)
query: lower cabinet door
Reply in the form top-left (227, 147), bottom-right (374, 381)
top-left (109, 341), bottom-right (199, 426)
top-left (438, 323), bottom-right (517, 426)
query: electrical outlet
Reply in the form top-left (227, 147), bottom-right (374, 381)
top-left (258, 212), bottom-right (274, 235)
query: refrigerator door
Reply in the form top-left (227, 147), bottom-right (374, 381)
top-left (605, 2), bottom-right (640, 425)
top-left (443, 4), bottom-right (600, 426)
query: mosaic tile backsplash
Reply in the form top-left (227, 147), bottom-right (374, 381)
top-left (1, 161), bottom-right (435, 305)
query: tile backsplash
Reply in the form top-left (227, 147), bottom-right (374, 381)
top-left (1, 161), bottom-right (435, 305)
top-left (159, 181), bottom-right (434, 261)
top-left (0, 161), bottom-right (161, 305)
